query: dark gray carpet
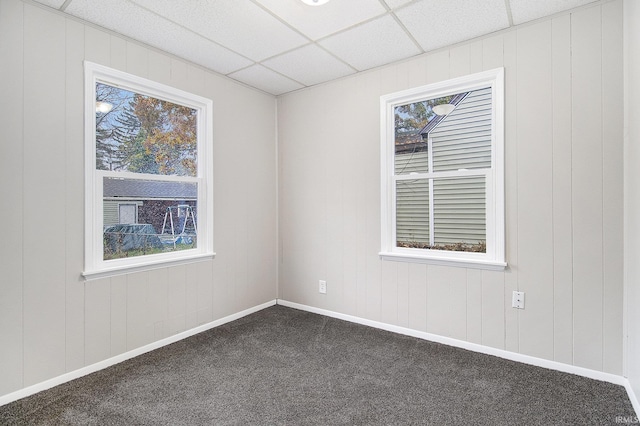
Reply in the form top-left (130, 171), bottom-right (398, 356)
top-left (0, 305), bottom-right (635, 425)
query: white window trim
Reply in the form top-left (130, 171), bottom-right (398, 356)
top-left (379, 68), bottom-right (506, 270)
top-left (83, 62), bottom-right (215, 280)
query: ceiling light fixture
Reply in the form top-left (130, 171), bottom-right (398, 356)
top-left (300, 0), bottom-right (330, 6)
top-left (432, 103), bottom-right (455, 116)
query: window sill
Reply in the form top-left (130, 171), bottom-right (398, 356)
top-left (379, 251), bottom-right (507, 271)
top-left (82, 252), bottom-right (216, 281)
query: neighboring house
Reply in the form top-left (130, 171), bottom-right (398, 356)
top-left (103, 178), bottom-right (197, 233)
top-left (395, 88), bottom-right (491, 247)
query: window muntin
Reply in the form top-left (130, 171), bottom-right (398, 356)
top-left (84, 62), bottom-right (214, 279)
top-left (381, 69), bottom-right (505, 269)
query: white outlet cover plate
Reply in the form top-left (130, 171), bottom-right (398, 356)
top-left (512, 291), bottom-right (525, 309)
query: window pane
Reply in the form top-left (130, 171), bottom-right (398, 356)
top-left (431, 87), bottom-right (492, 172)
top-left (396, 179), bottom-right (430, 247)
top-left (433, 176), bottom-right (486, 252)
top-left (395, 148), bottom-right (429, 175)
top-left (103, 177), bottom-right (198, 260)
top-left (95, 82), bottom-right (197, 177)
top-left (394, 96), bottom-right (444, 175)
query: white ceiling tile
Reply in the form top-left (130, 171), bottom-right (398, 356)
top-left (319, 14), bottom-right (421, 71)
top-left (32, 0), bottom-right (66, 8)
top-left (255, 0), bottom-right (385, 40)
top-left (395, 0), bottom-right (509, 52)
top-left (66, 0), bottom-right (252, 74)
top-left (262, 44), bottom-right (355, 86)
top-left (509, 0), bottom-right (598, 25)
top-left (229, 65), bottom-right (304, 95)
top-left (130, 0), bottom-right (308, 61)
top-left (383, 0), bottom-right (413, 9)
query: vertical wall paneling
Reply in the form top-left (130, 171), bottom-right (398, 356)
top-left (65, 17), bottom-right (87, 373)
top-left (245, 95), bottom-right (277, 307)
top-left (325, 82), bottom-right (346, 313)
top-left (571, 6), bottom-right (605, 371)
top-left (448, 267), bottom-right (468, 341)
top-left (601, 0), bottom-right (624, 375)
top-left (624, 0), bottom-right (640, 401)
top-left (109, 36), bottom-right (126, 71)
top-left (380, 260), bottom-right (398, 325)
top-left (340, 79), bottom-right (359, 315)
top-left (84, 25), bottom-right (110, 64)
top-left (1, 1), bottom-right (278, 401)
top-left (502, 29), bottom-right (520, 354)
top-left (195, 261), bottom-right (214, 326)
top-left (277, 2), bottom-right (624, 375)
top-left (550, 13), bottom-right (574, 367)
top-left (396, 262), bottom-right (409, 328)
top-left (407, 263), bottom-right (428, 332)
top-left (449, 44), bottom-right (470, 78)
top-left (110, 275), bottom-right (127, 356)
top-left (185, 64), bottom-right (207, 96)
top-left (482, 35), bottom-right (503, 71)
top-left (355, 71), bottom-right (376, 319)
top-left (469, 40), bottom-right (484, 73)
top-left (364, 71), bottom-right (383, 322)
top-left (147, 50), bottom-right (172, 85)
top-left (406, 55), bottom-right (428, 88)
top-left (148, 268), bottom-right (169, 341)
top-left (0, 0), bottom-right (24, 395)
top-left (84, 278), bottom-right (111, 365)
top-left (22, 4), bottom-right (67, 386)
top-left (167, 265), bottom-right (187, 336)
top-left (126, 41), bottom-right (148, 78)
top-left (426, 50), bottom-right (450, 84)
top-left (515, 21), bottom-right (555, 360)
top-left (466, 269), bottom-right (483, 344)
top-left (427, 266), bottom-right (467, 338)
top-left (338, 79), bottom-right (360, 312)
top-left (481, 271), bottom-right (505, 349)
top-left (185, 264), bottom-right (201, 330)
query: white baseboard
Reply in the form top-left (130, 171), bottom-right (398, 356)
top-left (0, 299), bottom-right (277, 407)
top-left (624, 381), bottom-right (640, 420)
top-left (277, 298), bottom-right (639, 416)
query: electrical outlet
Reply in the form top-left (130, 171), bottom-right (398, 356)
top-left (512, 291), bottom-right (525, 309)
top-left (319, 280), bottom-right (327, 294)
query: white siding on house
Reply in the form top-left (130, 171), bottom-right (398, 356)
top-left (431, 88), bottom-right (492, 172)
top-left (432, 176), bottom-right (485, 245)
top-left (396, 179), bottom-right (429, 244)
top-left (394, 87), bottom-right (491, 247)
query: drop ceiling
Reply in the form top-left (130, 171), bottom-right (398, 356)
top-left (35, 0), bottom-right (598, 95)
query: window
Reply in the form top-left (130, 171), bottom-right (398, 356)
top-left (84, 62), bottom-right (214, 279)
top-left (380, 68), bottom-right (505, 270)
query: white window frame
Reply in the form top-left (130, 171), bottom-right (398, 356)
top-left (83, 62), bottom-right (214, 280)
top-left (380, 68), bottom-right (506, 270)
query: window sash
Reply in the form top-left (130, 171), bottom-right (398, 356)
top-left (380, 68), bottom-right (505, 270)
top-left (83, 62), bottom-right (214, 280)
top-left (392, 169), bottom-right (490, 250)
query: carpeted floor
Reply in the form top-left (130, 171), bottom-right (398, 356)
top-left (0, 305), bottom-right (636, 425)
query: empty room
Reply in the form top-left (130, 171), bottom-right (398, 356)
top-left (1, 0), bottom-right (640, 424)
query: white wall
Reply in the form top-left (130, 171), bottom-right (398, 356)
top-left (624, 0), bottom-right (640, 405)
top-left (0, 0), bottom-right (277, 398)
top-left (278, 1), bottom-right (625, 374)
